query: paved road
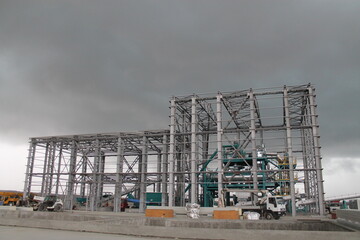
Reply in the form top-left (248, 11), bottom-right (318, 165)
top-left (0, 226), bottom-right (176, 240)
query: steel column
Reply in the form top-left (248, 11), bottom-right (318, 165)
top-left (55, 143), bottom-right (63, 195)
top-left (162, 134), bottom-right (168, 206)
top-left (139, 136), bottom-right (148, 212)
top-left (23, 139), bottom-right (36, 200)
top-left (216, 93), bottom-right (224, 206)
top-left (191, 97), bottom-right (197, 203)
top-left (114, 136), bottom-right (124, 212)
top-left (169, 98), bottom-right (176, 206)
top-left (308, 87), bottom-right (325, 215)
top-left (249, 90), bottom-right (258, 202)
top-left (40, 143), bottom-right (49, 196)
top-left (284, 87), bottom-right (297, 217)
top-left (156, 153), bottom-right (161, 192)
top-left (65, 139), bottom-right (77, 210)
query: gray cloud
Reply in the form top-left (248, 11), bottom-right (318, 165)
top-left (0, 0), bottom-right (359, 191)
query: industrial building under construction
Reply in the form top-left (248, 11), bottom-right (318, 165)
top-left (23, 84), bottom-right (325, 216)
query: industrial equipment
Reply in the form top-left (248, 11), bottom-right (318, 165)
top-left (223, 189), bottom-right (286, 220)
top-left (0, 191), bottom-right (23, 206)
top-left (34, 195), bottom-right (63, 212)
top-left (188, 144), bottom-right (296, 208)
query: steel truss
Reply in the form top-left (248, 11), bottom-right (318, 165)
top-left (24, 84), bottom-right (324, 215)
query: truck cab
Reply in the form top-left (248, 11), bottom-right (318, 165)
top-left (262, 196), bottom-right (287, 219)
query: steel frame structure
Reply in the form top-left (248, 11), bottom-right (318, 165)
top-left (23, 84), bottom-right (325, 215)
top-left (24, 130), bottom-right (169, 212)
top-left (168, 84), bottom-right (324, 216)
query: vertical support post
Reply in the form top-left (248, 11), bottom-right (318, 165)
top-left (24, 139), bottom-right (36, 200)
top-left (169, 98), bottom-right (176, 207)
top-left (249, 90), bottom-right (258, 202)
top-left (114, 135), bottom-right (124, 212)
top-left (191, 97), bottom-right (197, 203)
top-left (40, 143), bottom-right (49, 196)
top-left (162, 134), bottom-right (168, 206)
top-left (55, 143), bottom-right (63, 195)
top-left (156, 153), bottom-right (161, 192)
top-left (216, 93), bottom-right (224, 206)
top-left (139, 135), bottom-right (148, 212)
top-left (46, 141), bottom-right (56, 194)
top-left (80, 155), bottom-right (88, 197)
top-left (44, 143), bottom-right (51, 195)
top-left (284, 87), bottom-right (296, 217)
top-left (308, 87), bottom-right (325, 215)
top-left (90, 139), bottom-right (100, 211)
top-left (97, 154), bottom-right (105, 207)
top-left (300, 128), bottom-right (310, 198)
top-left (65, 139), bottom-right (77, 210)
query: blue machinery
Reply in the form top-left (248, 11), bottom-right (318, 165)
top-left (186, 144), bottom-right (297, 207)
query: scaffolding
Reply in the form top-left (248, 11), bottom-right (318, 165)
top-left (23, 84), bottom-right (325, 215)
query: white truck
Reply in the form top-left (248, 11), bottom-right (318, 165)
top-left (236, 195), bottom-right (286, 220)
top-left (224, 189), bottom-right (287, 220)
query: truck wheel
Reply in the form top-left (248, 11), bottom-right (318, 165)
top-left (38, 203), bottom-right (46, 211)
top-left (265, 212), bottom-right (274, 220)
top-left (54, 204), bottom-right (62, 212)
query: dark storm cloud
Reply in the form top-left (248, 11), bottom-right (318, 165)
top-left (0, 0), bottom-right (359, 161)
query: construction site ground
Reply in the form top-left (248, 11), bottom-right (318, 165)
top-left (0, 207), bottom-right (359, 240)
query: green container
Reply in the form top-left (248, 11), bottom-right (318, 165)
top-left (146, 192), bottom-right (162, 205)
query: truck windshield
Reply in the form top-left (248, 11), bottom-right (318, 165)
top-left (44, 196), bottom-right (57, 202)
top-left (276, 197), bottom-right (285, 205)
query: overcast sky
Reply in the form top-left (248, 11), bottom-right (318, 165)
top-left (0, 0), bottom-right (359, 197)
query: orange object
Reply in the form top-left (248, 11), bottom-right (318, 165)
top-left (145, 209), bottom-right (174, 218)
top-left (213, 210), bottom-right (239, 219)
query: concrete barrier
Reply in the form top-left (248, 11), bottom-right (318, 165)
top-left (0, 206), bottom-right (17, 211)
top-left (337, 209), bottom-right (360, 230)
top-left (0, 209), bottom-right (358, 240)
